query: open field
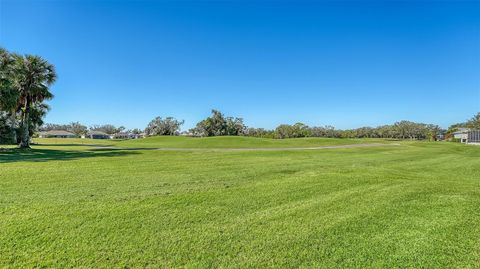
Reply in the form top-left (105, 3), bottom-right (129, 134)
top-left (1, 137), bottom-right (480, 267)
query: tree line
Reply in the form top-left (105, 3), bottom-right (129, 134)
top-left (38, 122), bottom-right (142, 136)
top-left (141, 110), bottom-right (479, 140)
top-left (185, 111), bottom-right (446, 140)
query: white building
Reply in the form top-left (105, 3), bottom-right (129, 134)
top-left (82, 131), bottom-right (111, 139)
top-left (112, 132), bottom-right (143, 139)
top-left (38, 130), bottom-right (77, 138)
top-left (453, 128), bottom-right (480, 144)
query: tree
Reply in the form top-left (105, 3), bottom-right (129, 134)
top-left (225, 116), bottom-right (246, 136)
top-left (68, 122), bottom-right (88, 136)
top-left (130, 128), bottom-right (142, 135)
top-left (275, 124), bottom-right (294, 139)
top-left (467, 112), bottom-right (480, 129)
top-left (39, 123), bottom-right (70, 132)
top-left (90, 124), bottom-right (124, 135)
top-left (191, 110), bottom-right (245, 137)
top-left (145, 117), bottom-right (184, 136)
top-left (244, 127), bottom-right (274, 138)
top-left (274, 123), bottom-right (310, 139)
top-left (190, 119), bottom-right (210, 137)
top-left (425, 124), bottom-right (442, 141)
top-left (0, 111), bottom-right (16, 144)
top-left (0, 49), bottom-right (17, 112)
top-left (446, 113), bottom-right (479, 139)
top-left (26, 103), bottom-right (50, 140)
top-left (0, 48), bottom-right (19, 143)
top-left (12, 53), bottom-right (56, 148)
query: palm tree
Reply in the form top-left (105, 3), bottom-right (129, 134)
top-left (13, 54), bottom-right (56, 148)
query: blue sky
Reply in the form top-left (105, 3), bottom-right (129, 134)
top-left (1, 1), bottom-right (479, 130)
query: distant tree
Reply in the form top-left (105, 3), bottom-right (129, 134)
top-left (39, 121), bottom-right (87, 136)
top-left (446, 112), bottom-right (480, 140)
top-left (191, 119), bottom-right (210, 137)
top-left (244, 127), bottom-right (274, 138)
top-left (225, 116), bottom-right (246, 136)
top-left (425, 124), bottom-right (442, 141)
top-left (467, 112), bottom-right (480, 129)
top-left (39, 123), bottom-right (70, 132)
top-left (274, 123), bottom-right (310, 139)
top-left (293, 123), bottom-right (310, 137)
top-left (145, 117), bottom-right (184, 136)
top-left (68, 122), bottom-right (88, 136)
top-left (130, 128), bottom-right (142, 134)
top-left (324, 125), bottom-right (338, 138)
top-left (306, 125), bottom-right (338, 138)
top-left (274, 124), bottom-right (293, 139)
top-left (90, 124), bottom-right (124, 135)
top-left (394, 121), bottom-right (418, 139)
top-left (191, 110), bottom-right (245, 137)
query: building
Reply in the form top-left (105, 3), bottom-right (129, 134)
top-left (453, 128), bottom-right (470, 143)
top-left (83, 131), bottom-right (111, 139)
top-left (38, 130), bottom-right (77, 138)
top-left (452, 128), bottom-right (480, 144)
top-left (113, 132), bottom-right (142, 139)
top-left (436, 130), bottom-right (447, 141)
top-left (467, 130), bottom-right (480, 144)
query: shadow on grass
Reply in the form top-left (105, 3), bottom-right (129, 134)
top-left (31, 143), bottom-right (115, 147)
top-left (0, 148), bottom-right (140, 163)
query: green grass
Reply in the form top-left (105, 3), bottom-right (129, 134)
top-left (1, 137), bottom-right (479, 268)
top-left (32, 136), bottom-right (392, 149)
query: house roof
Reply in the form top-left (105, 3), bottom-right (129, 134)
top-left (40, 130), bottom-right (76, 136)
top-left (453, 128), bottom-right (471, 135)
top-left (87, 131), bottom-right (110, 136)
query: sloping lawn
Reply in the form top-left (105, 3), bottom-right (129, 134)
top-left (1, 138), bottom-right (479, 267)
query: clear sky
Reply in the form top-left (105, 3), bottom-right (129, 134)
top-left (1, 0), bottom-right (479, 130)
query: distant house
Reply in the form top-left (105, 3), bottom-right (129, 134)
top-left (83, 131), bottom-right (111, 139)
top-left (180, 131), bottom-right (194, 136)
top-left (453, 128), bottom-right (480, 144)
top-left (436, 130), bottom-right (447, 141)
top-left (453, 128), bottom-right (470, 143)
top-left (113, 132), bottom-right (142, 139)
top-left (38, 130), bottom-right (77, 138)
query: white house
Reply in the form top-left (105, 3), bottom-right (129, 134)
top-left (453, 128), bottom-right (469, 143)
top-left (113, 132), bottom-right (143, 139)
top-left (38, 130), bottom-right (77, 138)
top-left (83, 131), bottom-right (111, 139)
top-left (453, 128), bottom-right (480, 144)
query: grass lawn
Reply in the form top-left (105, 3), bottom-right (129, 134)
top-left (1, 137), bottom-right (479, 268)
top-left (31, 136), bottom-right (393, 149)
